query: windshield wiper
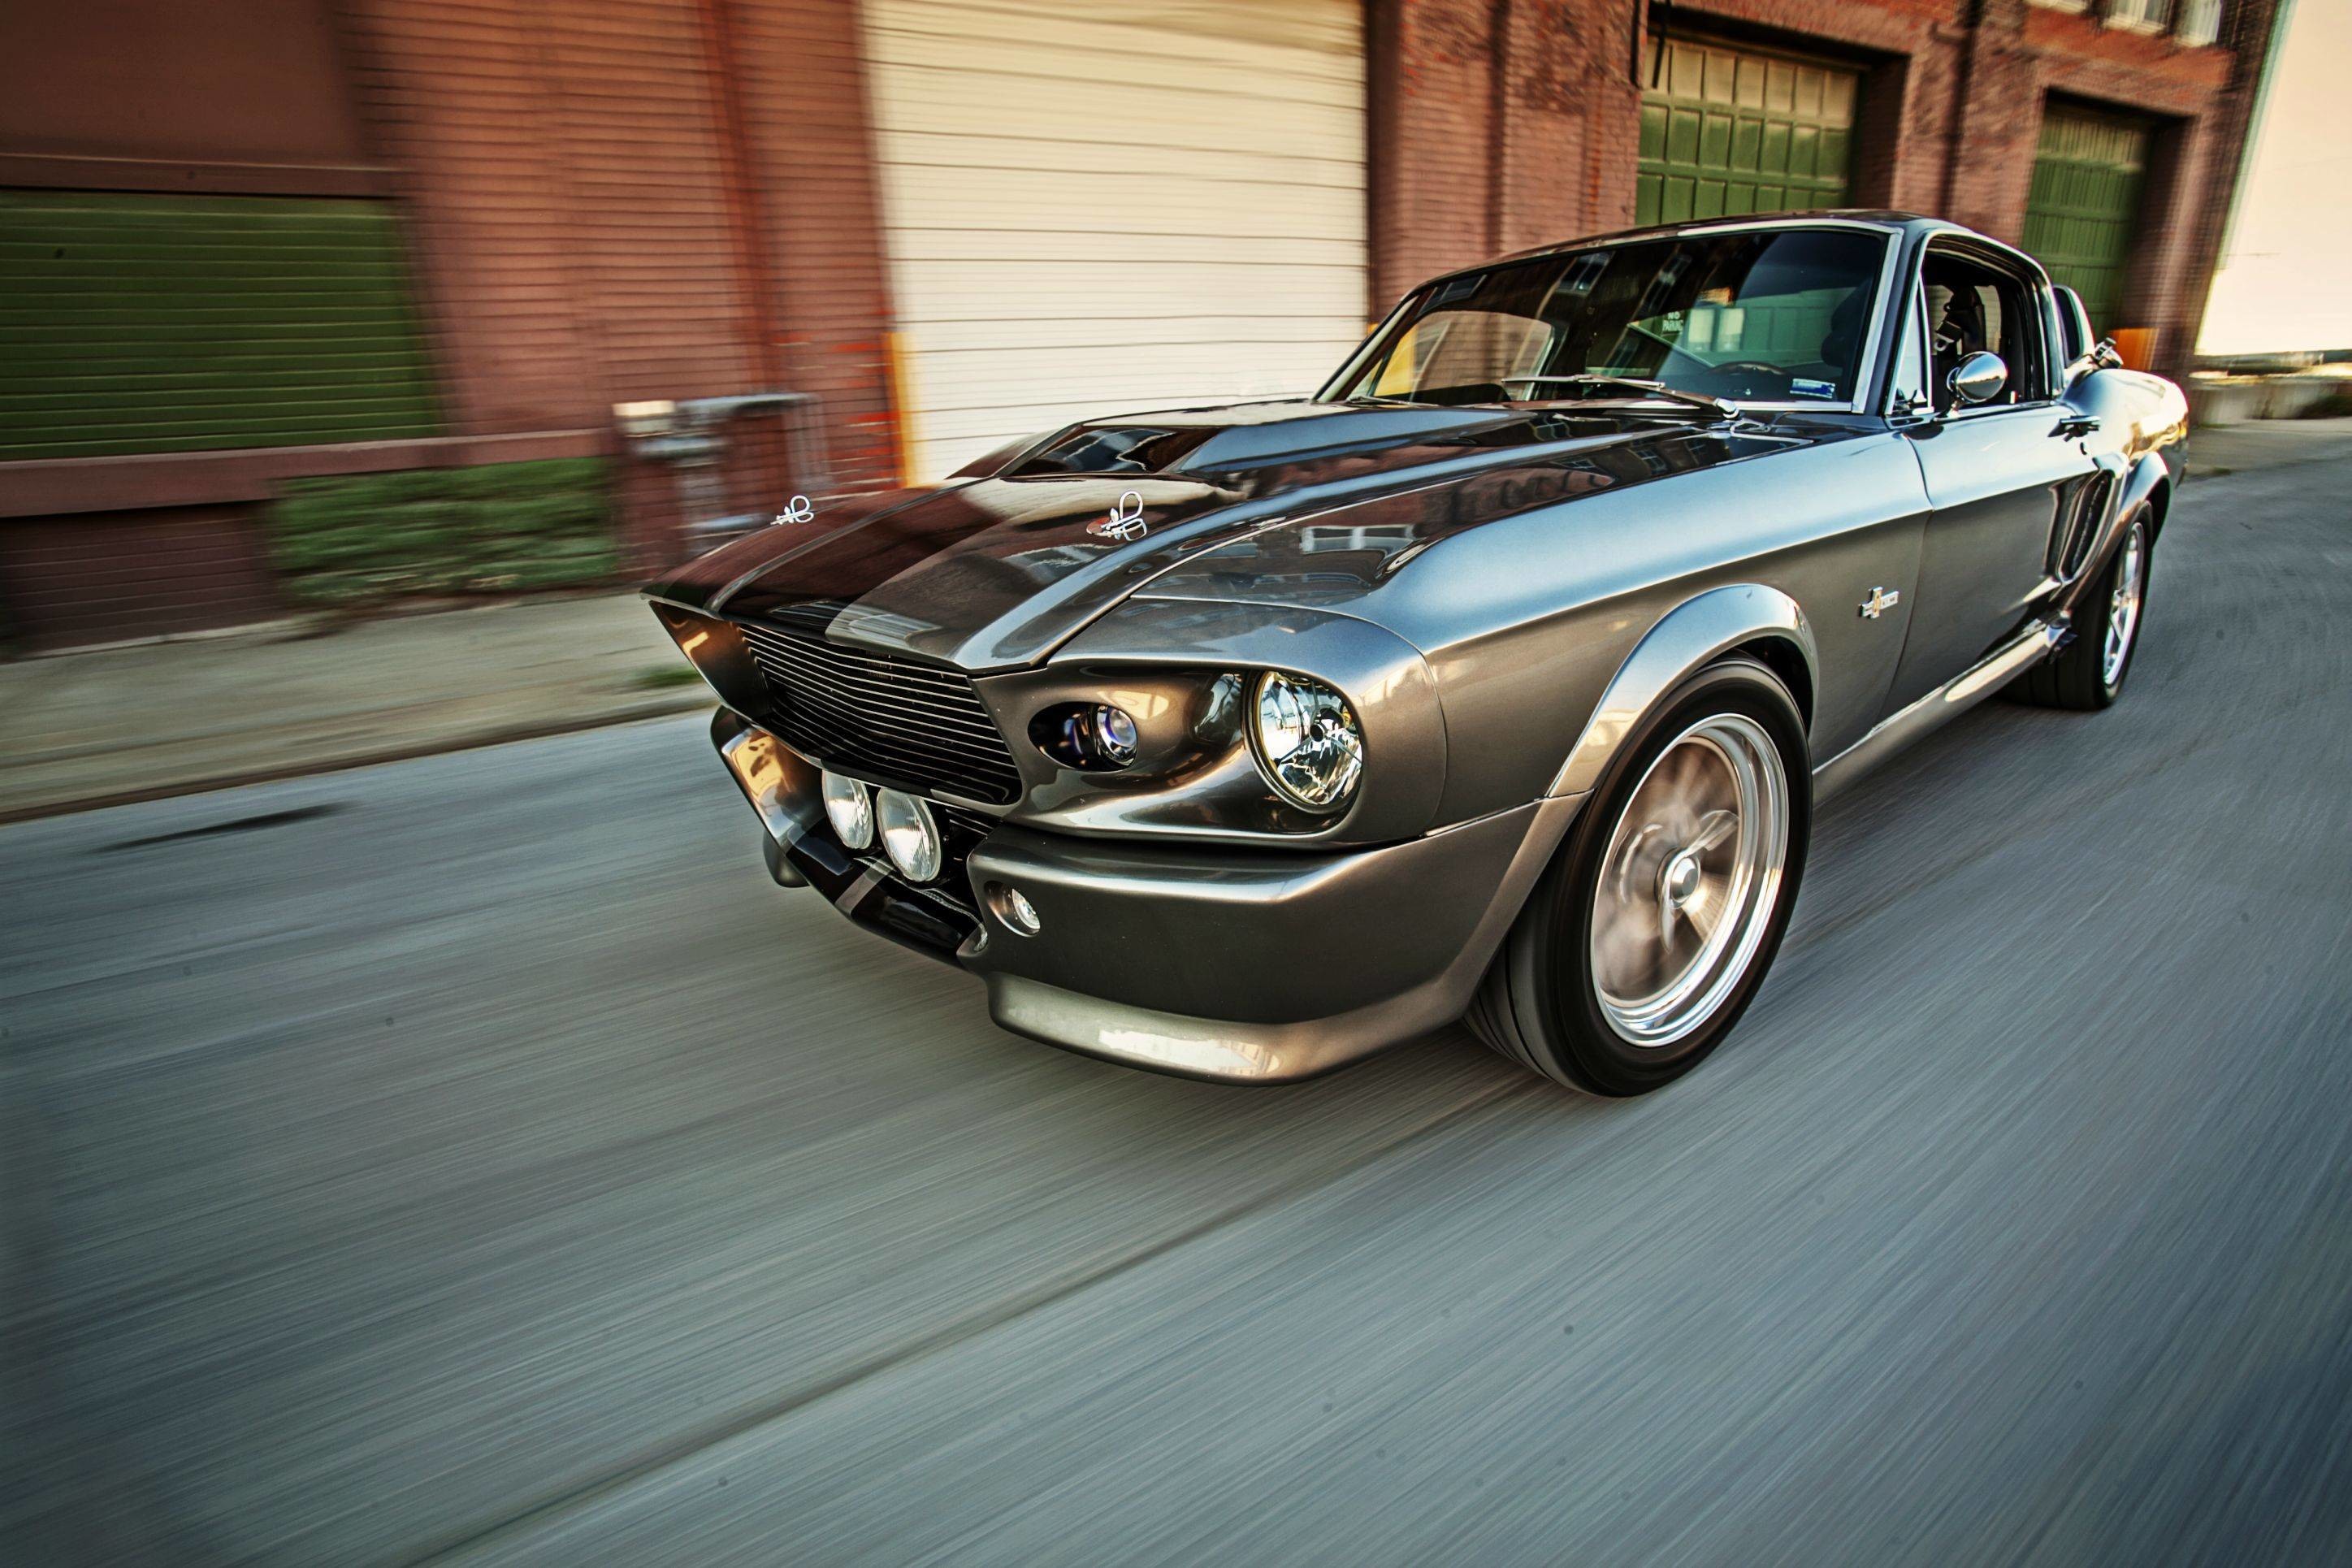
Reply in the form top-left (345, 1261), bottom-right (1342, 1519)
top-left (1496, 374), bottom-right (1738, 418)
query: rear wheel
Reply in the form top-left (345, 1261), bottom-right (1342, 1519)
top-left (2017, 513), bottom-right (2150, 710)
top-left (1469, 658), bottom-right (1810, 1094)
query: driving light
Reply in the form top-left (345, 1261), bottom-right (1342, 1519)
top-left (875, 790), bottom-right (943, 882)
top-left (1249, 670), bottom-right (1363, 812)
top-left (1092, 705), bottom-right (1139, 766)
top-left (821, 771), bottom-right (874, 850)
top-left (1031, 701), bottom-right (1141, 770)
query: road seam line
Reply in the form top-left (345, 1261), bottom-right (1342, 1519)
top-left (404, 1071), bottom-right (1536, 1566)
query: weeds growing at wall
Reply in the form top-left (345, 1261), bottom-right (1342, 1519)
top-left (266, 458), bottom-right (617, 606)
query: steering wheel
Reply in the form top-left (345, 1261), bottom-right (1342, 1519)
top-left (1710, 361), bottom-right (1787, 380)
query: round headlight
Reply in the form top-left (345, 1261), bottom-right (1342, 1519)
top-left (1248, 671), bottom-right (1363, 812)
top-left (875, 790), bottom-right (943, 882)
top-left (821, 770), bottom-right (873, 849)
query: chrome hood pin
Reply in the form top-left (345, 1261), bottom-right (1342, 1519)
top-left (1089, 490), bottom-right (1148, 543)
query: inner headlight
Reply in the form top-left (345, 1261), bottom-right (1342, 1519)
top-left (1248, 670), bottom-right (1363, 812)
top-left (821, 770), bottom-right (874, 850)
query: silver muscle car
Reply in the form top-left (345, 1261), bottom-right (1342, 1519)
top-left (647, 212), bottom-right (2185, 1094)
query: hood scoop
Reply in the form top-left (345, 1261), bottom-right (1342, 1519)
top-left (1001, 400), bottom-right (1523, 480)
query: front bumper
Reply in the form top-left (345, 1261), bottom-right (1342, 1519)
top-left (712, 708), bottom-right (1583, 1084)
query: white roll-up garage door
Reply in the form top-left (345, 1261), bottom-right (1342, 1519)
top-left (863, 0), bottom-right (1370, 480)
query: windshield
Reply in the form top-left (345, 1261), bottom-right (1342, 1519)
top-left (1325, 227), bottom-right (1888, 409)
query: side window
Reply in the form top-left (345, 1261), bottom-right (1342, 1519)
top-left (1921, 248), bottom-right (2048, 410)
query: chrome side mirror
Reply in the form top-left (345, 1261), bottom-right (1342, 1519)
top-left (1946, 351), bottom-right (2008, 406)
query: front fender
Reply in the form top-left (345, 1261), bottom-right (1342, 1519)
top-left (2116, 448), bottom-right (2172, 537)
top-left (1547, 583), bottom-right (1817, 798)
top-left (986, 594), bottom-right (1449, 847)
top-left (2060, 449), bottom-right (2172, 622)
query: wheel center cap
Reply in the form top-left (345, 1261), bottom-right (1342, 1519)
top-left (1662, 850), bottom-right (1703, 907)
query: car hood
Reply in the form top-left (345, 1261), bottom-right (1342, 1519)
top-left (646, 397), bottom-right (1825, 669)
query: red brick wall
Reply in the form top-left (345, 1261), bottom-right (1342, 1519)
top-left (1374, 0), bottom-right (2272, 375)
top-left (732, 1), bottom-right (903, 497)
top-left (0, 0), bottom-right (372, 180)
top-left (340, 0), bottom-right (901, 569)
top-left (1372, 0), bottom-right (1501, 309)
top-left (338, 1), bottom-right (614, 435)
top-left (1492, 1), bottom-right (1644, 256)
top-left (0, 506), bottom-right (282, 651)
top-left (1369, 0), bottom-right (1641, 309)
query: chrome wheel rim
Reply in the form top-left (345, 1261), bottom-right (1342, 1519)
top-left (1590, 713), bottom-right (1791, 1048)
top-left (2103, 524), bottom-right (2145, 688)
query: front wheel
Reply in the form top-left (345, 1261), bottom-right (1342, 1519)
top-left (2016, 513), bottom-right (2151, 711)
top-left (1468, 657), bottom-right (1810, 1095)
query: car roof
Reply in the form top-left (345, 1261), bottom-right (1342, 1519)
top-left (1415, 210), bottom-right (2021, 291)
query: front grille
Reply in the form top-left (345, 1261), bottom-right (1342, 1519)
top-left (911, 802), bottom-right (1001, 919)
top-left (735, 610), bottom-right (1024, 804)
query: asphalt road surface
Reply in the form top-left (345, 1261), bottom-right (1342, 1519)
top-left (7, 445), bottom-right (2350, 1566)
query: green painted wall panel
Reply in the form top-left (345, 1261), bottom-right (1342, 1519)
top-left (0, 191), bottom-right (443, 461)
top-left (1637, 37), bottom-right (1858, 227)
top-left (2022, 107), bottom-right (2150, 331)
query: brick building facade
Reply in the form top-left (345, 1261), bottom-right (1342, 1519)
top-left (0, 0), bottom-right (2279, 648)
top-left (1371, 0), bottom-right (2273, 370)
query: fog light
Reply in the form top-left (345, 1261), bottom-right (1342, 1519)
top-left (821, 770), bottom-right (874, 850)
top-left (875, 790), bottom-right (942, 882)
top-left (987, 881), bottom-right (1042, 936)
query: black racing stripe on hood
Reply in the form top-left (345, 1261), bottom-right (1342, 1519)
top-left (648, 398), bottom-right (1843, 669)
top-left (717, 478), bottom-right (1243, 656)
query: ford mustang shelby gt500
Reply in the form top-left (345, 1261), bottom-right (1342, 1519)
top-left (646, 212), bottom-right (2185, 1094)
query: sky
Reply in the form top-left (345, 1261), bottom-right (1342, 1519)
top-left (2197, 0), bottom-right (2352, 355)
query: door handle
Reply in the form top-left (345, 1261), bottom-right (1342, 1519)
top-left (2052, 414), bottom-right (2100, 440)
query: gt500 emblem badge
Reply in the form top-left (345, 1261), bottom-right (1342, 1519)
top-left (1089, 490), bottom-right (1148, 543)
top-left (1860, 585), bottom-right (1900, 619)
top-left (772, 495), bottom-right (814, 526)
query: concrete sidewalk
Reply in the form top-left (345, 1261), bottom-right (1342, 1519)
top-left (0, 593), bottom-right (707, 821)
top-left (2185, 413), bottom-right (2352, 477)
top-left (2, 416), bottom-right (2343, 822)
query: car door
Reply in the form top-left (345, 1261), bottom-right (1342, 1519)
top-left (1883, 241), bottom-right (2100, 713)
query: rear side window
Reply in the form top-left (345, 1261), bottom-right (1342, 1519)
top-left (2053, 288), bottom-right (2095, 364)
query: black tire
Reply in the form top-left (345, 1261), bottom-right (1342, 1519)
top-left (2016, 511), bottom-right (2151, 711)
top-left (1468, 657), bottom-right (1811, 1095)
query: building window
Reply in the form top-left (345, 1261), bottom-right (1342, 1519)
top-left (2105, 0), bottom-right (2175, 34)
top-left (2026, 0), bottom-right (2092, 12)
top-left (2175, 0), bottom-right (2224, 46)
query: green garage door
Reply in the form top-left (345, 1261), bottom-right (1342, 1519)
top-left (1637, 37), bottom-right (1857, 227)
top-left (2023, 106), bottom-right (2149, 331)
top-left (0, 191), bottom-right (442, 461)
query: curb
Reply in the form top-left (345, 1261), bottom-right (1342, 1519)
top-left (0, 695), bottom-right (713, 827)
